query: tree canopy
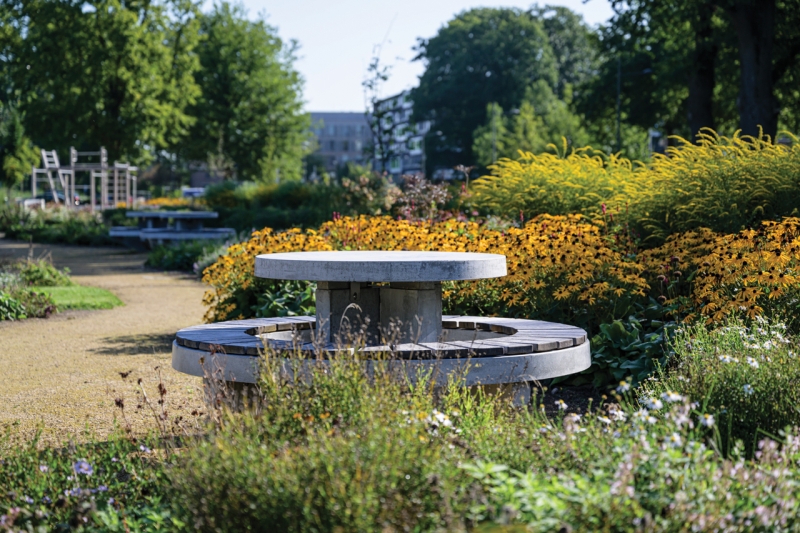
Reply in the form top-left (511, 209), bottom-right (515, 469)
top-left (411, 8), bottom-right (558, 169)
top-left (0, 0), bottom-right (201, 165)
top-left (582, 0), bottom-right (800, 140)
top-left (0, 104), bottom-right (38, 189)
top-left (472, 80), bottom-right (591, 166)
top-left (183, 2), bottom-right (310, 183)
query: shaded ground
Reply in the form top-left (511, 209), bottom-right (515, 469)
top-left (0, 239), bottom-right (207, 444)
top-left (541, 384), bottom-right (604, 417)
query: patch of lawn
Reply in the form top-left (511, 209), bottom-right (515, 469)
top-left (32, 285), bottom-right (123, 310)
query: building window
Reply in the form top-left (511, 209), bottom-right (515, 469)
top-left (328, 140), bottom-right (336, 151)
top-left (342, 140), bottom-right (350, 152)
top-left (389, 157), bottom-right (401, 171)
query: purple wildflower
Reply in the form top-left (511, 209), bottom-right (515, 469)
top-left (73, 460), bottom-right (93, 476)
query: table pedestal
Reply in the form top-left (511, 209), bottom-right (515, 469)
top-left (316, 281), bottom-right (442, 344)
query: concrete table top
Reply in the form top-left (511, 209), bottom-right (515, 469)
top-left (254, 251), bottom-right (507, 282)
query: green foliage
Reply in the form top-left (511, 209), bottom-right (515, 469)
top-left (253, 280), bottom-right (314, 318)
top-left (0, 104), bottom-right (39, 190)
top-left (633, 130), bottom-right (800, 242)
top-left (33, 285), bottom-right (122, 311)
top-left (0, 431), bottom-right (176, 532)
top-left (412, 7), bottom-right (557, 166)
top-left (0, 204), bottom-right (117, 246)
top-left (0, 290), bottom-right (26, 320)
top-left (0, 260), bottom-right (63, 319)
top-left (6, 321), bottom-right (800, 530)
top-left (533, 5), bottom-right (599, 100)
top-left (586, 304), bottom-right (677, 389)
top-left (472, 81), bottom-right (592, 166)
top-left (17, 259), bottom-right (72, 287)
top-left (0, 287), bottom-right (55, 320)
top-left (185, 2), bottom-right (310, 182)
top-left (204, 175), bottom-right (399, 233)
top-left (644, 319), bottom-right (800, 458)
top-left (145, 240), bottom-right (220, 273)
top-left (4, 0), bottom-right (201, 164)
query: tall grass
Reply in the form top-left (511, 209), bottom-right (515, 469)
top-left (472, 130), bottom-right (800, 244)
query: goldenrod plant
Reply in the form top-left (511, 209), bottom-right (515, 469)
top-left (472, 129), bottom-right (800, 244)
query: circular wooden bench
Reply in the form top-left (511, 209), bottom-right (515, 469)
top-left (172, 315), bottom-right (591, 403)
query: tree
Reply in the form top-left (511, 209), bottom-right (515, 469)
top-left (411, 8), bottom-right (558, 169)
top-left (532, 5), bottom-right (600, 100)
top-left (724, 0), bottom-right (800, 136)
top-left (0, 104), bottom-right (38, 189)
top-left (183, 2), bottom-right (310, 183)
top-left (0, 0), bottom-right (202, 164)
top-left (472, 80), bottom-right (591, 166)
top-left (597, 0), bottom-right (800, 140)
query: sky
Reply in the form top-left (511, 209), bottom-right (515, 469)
top-left (226, 0), bottom-right (614, 112)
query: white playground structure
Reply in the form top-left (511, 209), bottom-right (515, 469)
top-left (31, 147), bottom-right (138, 211)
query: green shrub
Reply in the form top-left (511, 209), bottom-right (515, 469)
top-left (204, 170), bottom-right (400, 233)
top-left (0, 291), bottom-right (26, 320)
top-left (170, 357), bottom-right (468, 532)
top-left (252, 279), bottom-right (315, 318)
top-left (0, 204), bottom-right (117, 246)
top-left (0, 264), bottom-right (58, 319)
top-left (17, 259), bottom-right (73, 286)
top-left (145, 240), bottom-right (218, 272)
top-left (643, 318), bottom-right (800, 457)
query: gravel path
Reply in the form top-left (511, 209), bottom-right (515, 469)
top-left (0, 239), bottom-right (207, 444)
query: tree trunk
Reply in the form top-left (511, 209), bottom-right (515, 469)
top-left (687, 4), bottom-right (717, 140)
top-left (729, 0), bottom-right (778, 137)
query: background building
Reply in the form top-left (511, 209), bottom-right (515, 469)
top-left (309, 112), bottom-right (372, 175)
top-left (372, 90), bottom-right (431, 181)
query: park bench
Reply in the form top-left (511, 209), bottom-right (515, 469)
top-left (109, 210), bottom-right (236, 246)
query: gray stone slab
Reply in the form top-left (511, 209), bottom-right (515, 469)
top-left (254, 251), bottom-right (507, 282)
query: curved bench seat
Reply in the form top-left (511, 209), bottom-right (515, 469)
top-left (172, 316), bottom-right (591, 387)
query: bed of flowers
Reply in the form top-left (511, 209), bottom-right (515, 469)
top-left (3, 318), bottom-right (800, 532)
top-left (5, 131), bottom-right (800, 531)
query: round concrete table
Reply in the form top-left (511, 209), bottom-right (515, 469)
top-left (255, 251), bottom-right (507, 345)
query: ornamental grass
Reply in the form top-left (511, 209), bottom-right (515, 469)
top-left (471, 129), bottom-right (800, 244)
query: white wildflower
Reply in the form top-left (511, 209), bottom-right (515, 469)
top-left (700, 414), bottom-right (715, 428)
top-left (743, 384), bottom-right (754, 396)
top-left (645, 397), bottom-right (664, 410)
top-left (661, 391), bottom-right (683, 403)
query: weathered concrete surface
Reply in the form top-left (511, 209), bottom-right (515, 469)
top-left (255, 251), bottom-right (507, 282)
